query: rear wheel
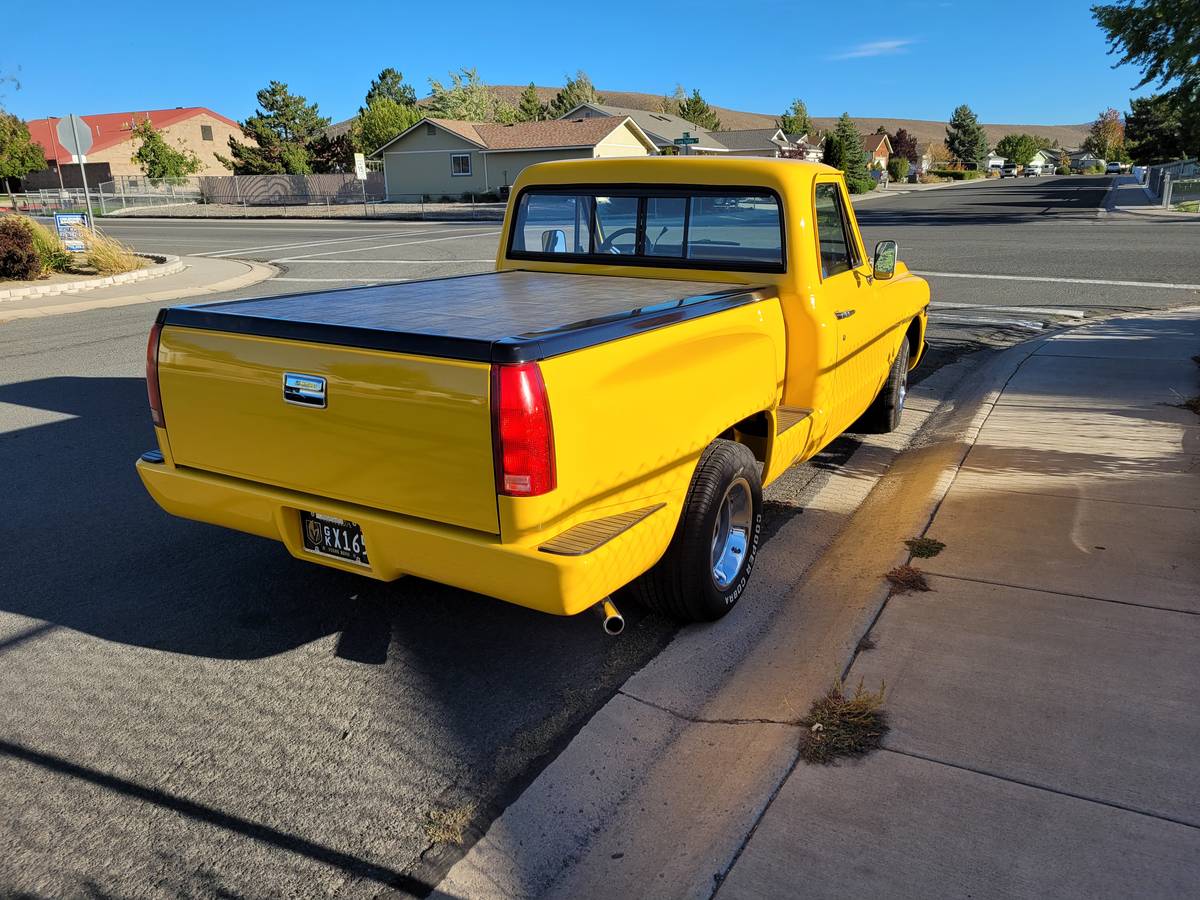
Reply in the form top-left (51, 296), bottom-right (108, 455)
top-left (856, 337), bottom-right (911, 434)
top-left (621, 439), bottom-right (762, 622)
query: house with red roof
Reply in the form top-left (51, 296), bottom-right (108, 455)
top-left (22, 107), bottom-right (242, 188)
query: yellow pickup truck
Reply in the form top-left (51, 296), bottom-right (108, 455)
top-left (137, 157), bottom-right (928, 630)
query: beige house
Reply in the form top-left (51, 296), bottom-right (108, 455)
top-left (25, 107), bottom-right (241, 186)
top-left (372, 117), bottom-right (658, 199)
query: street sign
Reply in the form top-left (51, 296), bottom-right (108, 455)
top-left (56, 114), bottom-right (93, 161)
top-left (673, 132), bottom-right (700, 146)
top-left (354, 152), bottom-right (368, 181)
top-left (54, 212), bottom-right (88, 252)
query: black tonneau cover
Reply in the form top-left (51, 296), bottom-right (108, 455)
top-left (160, 270), bottom-right (769, 364)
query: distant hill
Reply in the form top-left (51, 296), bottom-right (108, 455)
top-left (481, 85), bottom-right (1091, 149)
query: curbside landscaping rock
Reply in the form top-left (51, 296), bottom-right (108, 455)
top-left (0, 254), bottom-right (184, 302)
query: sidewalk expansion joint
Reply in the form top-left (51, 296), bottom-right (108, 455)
top-left (617, 690), bottom-right (801, 728)
top-left (881, 747), bottom-right (1200, 831)
top-left (957, 485), bottom-right (1200, 512)
top-left (921, 571), bottom-right (1200, 617)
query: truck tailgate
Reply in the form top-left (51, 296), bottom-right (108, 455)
top-left (158, 327), bottom-right (499, 534)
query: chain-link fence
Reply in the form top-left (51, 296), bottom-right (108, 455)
top-left (5, 173), bottom-right (507, 221)
top-left (1146, 159), bottom-right (1198, 208)
top-left (1165, 177), bottom-right (1200, 211)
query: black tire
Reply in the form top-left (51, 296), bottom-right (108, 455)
top-left (621, 439), bottom-right (762, 622)
top-left (856, 337), bottom-right (911, 434)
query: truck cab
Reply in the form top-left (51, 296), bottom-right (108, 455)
top-left (137, 158), bottom-right (928, 626)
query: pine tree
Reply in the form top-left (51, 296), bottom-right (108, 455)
top-left (548, 71), bottom-right (604, 118)
top-left (677, 89), bottom-right (721, 131)
top-left (365, 68), bottom-right (417, 108)
top-left (945, 103), bottom-right (988, 169)
top-left (833, 113), bottom-right (871, 192)
top-left (225, 81), bottom-right (330, 175)
top-left (516, 83), bottom-right (547, 122)
top-left (821, 133), bottom-right (843, 169)
top-left (777, 98), bottom-right (812, 137)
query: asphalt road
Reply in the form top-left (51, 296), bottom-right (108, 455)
top-left (3, 176), bottom-right (1197, 898)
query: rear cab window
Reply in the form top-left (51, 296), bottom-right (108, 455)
top-left (508, 186), bottom-right (785, 273)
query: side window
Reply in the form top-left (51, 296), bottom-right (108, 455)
top-left (451, 154), bottom-right (472, 176)
top-left (814, 182), bottom-right (856, 278)
top-left (644, 197), bottom-right (686, 258)
top-left (200, 125), bottom-right (214, 142)
top-left (513, 194), bottom-right (592, 254)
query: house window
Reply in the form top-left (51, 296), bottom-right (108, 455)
top-left (451, 154), bottom-right (471, 176)
top-left (200, 125), bottom-right (214, 141)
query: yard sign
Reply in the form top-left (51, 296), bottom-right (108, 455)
top-left (54, 213), bottom-right (88, 252)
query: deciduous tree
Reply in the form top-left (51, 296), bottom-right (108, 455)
top-left (129, 119), bottom-right (203, 179)
top-left (995, 133), bottom-right (1040, 166)
top-left (0, 109), bottom-right (46, 206)
top-left (1082, 107), bottom-right (1127, 161)
top-left (427, 68), bottom-right (500, 121)
top-left (352, 98), bottom-right (422, 154)
top-left (659, 84), bottom-right (686, 116)
top-left (890, 127), bottom-right (919, 164)
top-left (945, 103), bottom-right (988, 168)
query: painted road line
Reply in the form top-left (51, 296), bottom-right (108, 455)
top-left (934, 315), bottom-right (1045, 329)
top-left (269, 259), bottom-right (495, 265)
top-left (272, 277), bottom-right (407, 283)
top-left (203, 228), bottom-right (447, 258)
top-left (932, 302), bottom-right (1087, 318)
top-left (919, 271), bottom-right (1200, 291)
top-left (273, 231), bottom-right (502, 262)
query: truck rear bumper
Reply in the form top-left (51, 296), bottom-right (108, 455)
top-left (135, 457), bottom-right (674, 617)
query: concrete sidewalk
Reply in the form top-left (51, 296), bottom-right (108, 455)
top-left (718, 310), bottom-right (1200, 898)
top-left (0, 255), bottom-right (274, 322)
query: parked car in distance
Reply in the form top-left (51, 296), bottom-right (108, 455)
top-left (1106, 161), bottom-right (1123, 174)
top-left (137, 157), bottom-right (929, 628)
top-left (1023, 163), bottom-right (1042, 176)
top-left (1000, 162), bottom-right (1019, 178)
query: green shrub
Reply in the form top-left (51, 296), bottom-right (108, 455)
top-left (887, 157), bottom-right (910, 182)
top-left (0, 217), bottom-right (40, 280)
top-left (1085, 164), bottom-right (1104, 174)
top-left (11, 215), bottom-right (72, 275)
top-left (1056, 166), bottom-right (1071, 175)
top-left (846, 176), bottom-right (876, 194)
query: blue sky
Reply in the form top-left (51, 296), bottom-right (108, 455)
top-left (5, 0), bottom-right (1149, 126)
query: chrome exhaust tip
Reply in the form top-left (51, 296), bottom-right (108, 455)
top-left (596, 598), bottom-right (624, 636)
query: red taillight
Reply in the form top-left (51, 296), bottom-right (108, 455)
top-left (146, 321), bottom-right (165, 428)
top-left (492, 362), bottom-right (555, 497)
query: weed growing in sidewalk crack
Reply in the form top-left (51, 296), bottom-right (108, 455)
top-left (904, 537), bottom-right (946, 558)
top-left (798, 680), bottom-right (889, 764)
top-left (856, 634), bottom-right (877, 653)
top-left (886, 564), bottom-right (931, 593)
top-left (424, 803), bottom-right (476, 845)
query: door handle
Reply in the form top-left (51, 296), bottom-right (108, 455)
top-left (835, 309), bottom-right (856, 320)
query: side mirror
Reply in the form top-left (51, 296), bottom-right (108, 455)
top-left (873, 239), bottom-right (898, 280)
top-left (541, 229), bottom-right (566, 253)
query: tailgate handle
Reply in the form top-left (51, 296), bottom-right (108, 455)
top-left (283, 373), bottom-right (327, 408)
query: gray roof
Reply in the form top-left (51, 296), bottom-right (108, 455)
top-left (707, 128), bottom-right (788, 151)
top-left (559, 103), bottom-right (728, 151)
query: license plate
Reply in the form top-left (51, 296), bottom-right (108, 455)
top-left (300, 511), bottom-right (369, 566)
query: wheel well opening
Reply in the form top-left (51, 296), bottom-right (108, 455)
top-left (720, 411), bottom-right (770, 462)
top-left (905, 317), bottom-right (923, 356)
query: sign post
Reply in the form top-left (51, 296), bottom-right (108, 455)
top-left (354, 152), bottom-right (369, 215)
top-left (673, 131), bottom-right (700, 156)
top-left (56, 114), bottom-right (96, 230)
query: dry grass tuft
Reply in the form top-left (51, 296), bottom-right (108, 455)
top-left (886, 564), bottom-right (931, 593)
top-left (798, 679), bottom-right (889, 764)
top-left (904, 537), bottom-right (946, 558)
top-left (1175, 395), bottom-right (1200, 416)
top-left (79, 228), bottom-right (145, 275)
top-left (424, 802), bottom-right (476, 845)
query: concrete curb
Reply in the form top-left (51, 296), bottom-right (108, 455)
top-left (0, 258), bottom-right (277, 322)
top-left (429, 335), bottom-right (1058, 900)
top-left (0, 254), bottom-right (183, 302)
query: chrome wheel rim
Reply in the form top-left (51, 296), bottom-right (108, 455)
top-left (898, 369), bottom-right (908, 410)
top-left (711, 477), bottom-right (753, 590)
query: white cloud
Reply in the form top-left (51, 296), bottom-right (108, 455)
top-left (832, 39), bottom-right (916, 60)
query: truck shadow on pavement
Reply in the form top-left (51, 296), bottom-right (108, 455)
top-left (0, 376), bottom-right (673, 663)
